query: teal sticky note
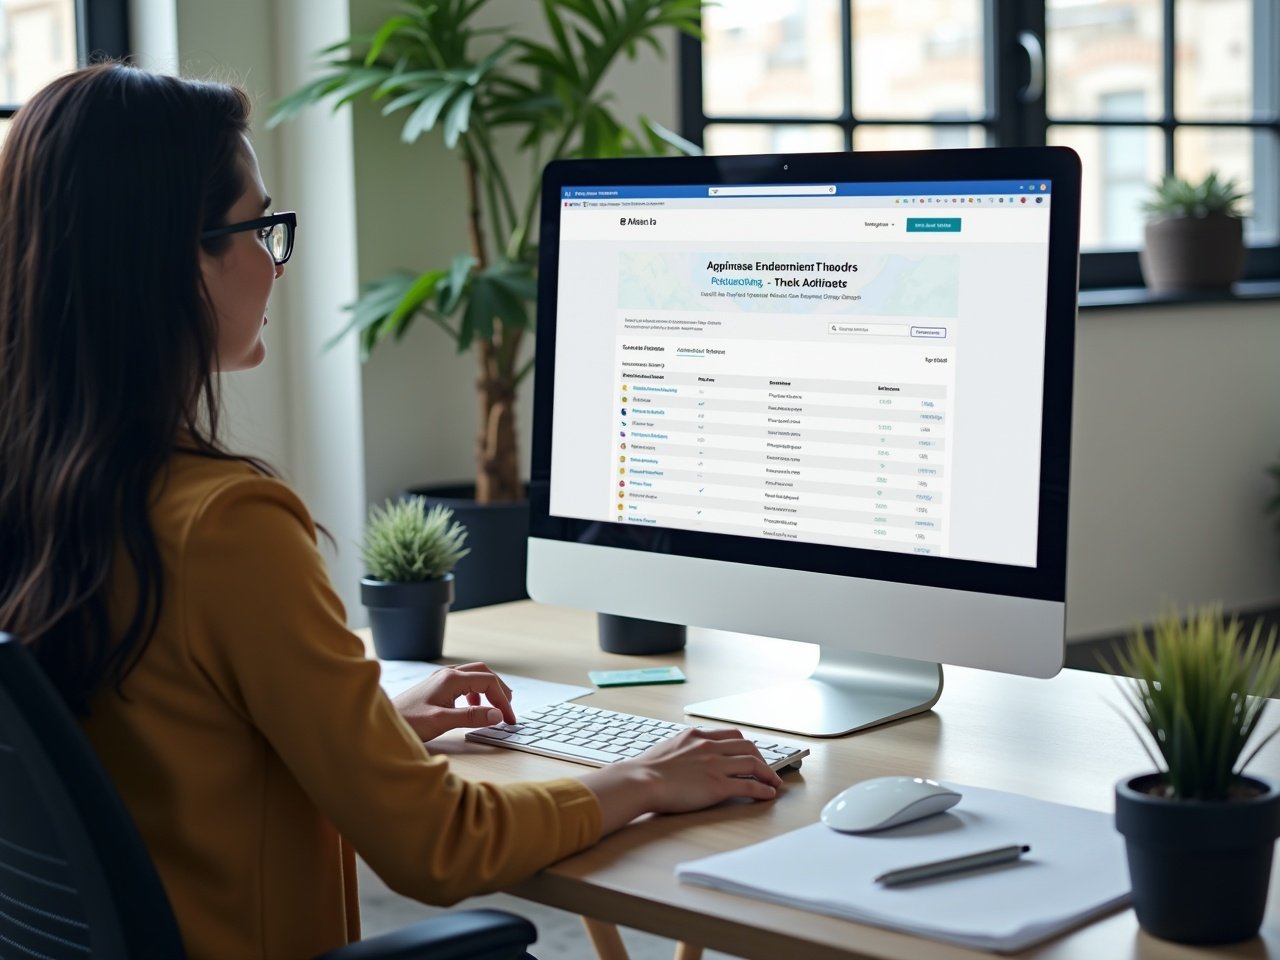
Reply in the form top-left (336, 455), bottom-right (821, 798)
top-left (588, 666), bottom-right (687, 687)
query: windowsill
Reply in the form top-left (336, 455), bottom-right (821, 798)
top-left (1079, 279), bottom-right (1280, 311)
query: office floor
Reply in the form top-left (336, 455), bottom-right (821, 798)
top-left (359, 604), bottom-right (1280, 956)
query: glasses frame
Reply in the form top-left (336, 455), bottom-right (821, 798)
top-left (200, 211), bottom-right (297, 265)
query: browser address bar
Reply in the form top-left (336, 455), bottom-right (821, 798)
top-left (710, 185), bottom-right (837, 197)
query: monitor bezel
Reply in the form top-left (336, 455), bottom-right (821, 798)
top-left (530, 147), bottom-right (1080, 604)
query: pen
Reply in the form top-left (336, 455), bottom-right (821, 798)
top-left (874, 844), bottom-right (1031, 886)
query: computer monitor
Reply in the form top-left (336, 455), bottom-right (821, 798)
top-left (528, 147), bottom-right (1081, 737)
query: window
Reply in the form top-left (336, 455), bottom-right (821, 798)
top-left (682, 0), bottom-right (1280, 289)
top-left (0, 0), bottom-right (129, 144)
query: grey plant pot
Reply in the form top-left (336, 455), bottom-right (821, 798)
top-left (1139, 214), bottom-right (1244, 293)
top-left (1115, 773), bottom-right (1280, 944)
top-left (405, 484), bottom-right (529, 611)
top-left (361, 574), bottom-right (455, 661)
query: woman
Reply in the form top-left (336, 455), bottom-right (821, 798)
top-left (0, 64), bottom-right (782, 960)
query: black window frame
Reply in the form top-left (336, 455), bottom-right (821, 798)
top-left (0, 0), bottom-right (130, 118)
top-left (680, 0), bottom-right (1280, 291)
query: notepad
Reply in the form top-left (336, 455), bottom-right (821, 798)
top-left (676, 783), bottom-right (1130, 953)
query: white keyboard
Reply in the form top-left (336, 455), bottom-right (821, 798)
top-left (465, 701), bottom-right (809, 771)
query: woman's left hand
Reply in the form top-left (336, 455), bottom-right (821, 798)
top-left (392, 662), bottom-right (516, 742)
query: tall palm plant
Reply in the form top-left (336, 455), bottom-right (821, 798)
top-left (271, 0), bottom-right (702, 502)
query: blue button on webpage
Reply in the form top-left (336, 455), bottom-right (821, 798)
top-left (906, 218), bottom-right (961, 232)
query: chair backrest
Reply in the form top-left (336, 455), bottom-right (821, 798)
top-left (0, 631), bottom-right (186, 958)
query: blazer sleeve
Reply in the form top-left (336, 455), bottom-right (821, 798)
top-left (178, 474), bottom-right (603, 904)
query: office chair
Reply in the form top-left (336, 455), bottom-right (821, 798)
top-left (0, 631), bottom-right (537, 959)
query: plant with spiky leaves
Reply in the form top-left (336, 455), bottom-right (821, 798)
top-left (1141, 171), bottom-right (1248, 221)
top-left (271, 0), bottom-right (702, 503)
top-left (362, 498), bottom-right (470, 583)
top-left (1103, 605), bottom-right (1280, 801)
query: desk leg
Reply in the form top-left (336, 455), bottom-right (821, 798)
top-left (580, 916), bottom-right (703, 960)
top-left (581, 917), bottom-right (631, 960)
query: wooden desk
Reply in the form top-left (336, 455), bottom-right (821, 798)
top-left (369, 601), bottom-right (1280, 960)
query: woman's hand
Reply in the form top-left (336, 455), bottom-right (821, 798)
top-left (580, 727), bottom-right (784, 834)
top-left (392, 662), bottom-right (516, 742)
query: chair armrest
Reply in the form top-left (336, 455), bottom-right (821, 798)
top-left (313, 908), bottom-right (536, 960)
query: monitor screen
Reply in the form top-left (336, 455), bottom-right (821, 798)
top-left (529, 148), bottom-right (1081, 737)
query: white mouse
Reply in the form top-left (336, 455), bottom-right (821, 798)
top-left (820, 776), bottom-right (961, 833)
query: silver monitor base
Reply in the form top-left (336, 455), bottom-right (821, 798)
top-left (684, 649), bottom-right (943, 737)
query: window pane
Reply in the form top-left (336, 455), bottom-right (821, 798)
top-left (1175, 0), bottom-right (1253, 120)
top-left (1175, 126), bottom-right (1277, 246)
top-left (1046, 0), bottom-right (1163, 120)
top-left (0, 0), bottom-right (77, 104)
top-left (853, 125), bottom-right (986, 152)
top-left (704, 124), bottom-right (844, 156)
top-left (852, 0), bottom-right (984, 119)
top-left (703, 0), bottom-right (842, 118)
top-left (1049, 124), bottom-right (1163, 250)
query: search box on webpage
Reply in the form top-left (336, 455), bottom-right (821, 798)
top-left (711, 185), bottom-right (837, 197)
top-left (826, 323), bottom-right (910, 337)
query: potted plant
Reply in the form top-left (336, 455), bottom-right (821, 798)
top-left (271, 0), bottom-right (701, 608)
top-left (1106, 605), bottom-right (1280, 944)
top-left (1139, 171), bottom-right (1248, 293)
top-left (361, 497), bottom-right (470, 661)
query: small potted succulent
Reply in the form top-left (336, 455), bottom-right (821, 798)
top-left (1139, 171), bottom-right (1248, 293)
top-left (1107, 605), bottom-right (1280, 944)
top-left (361, 497), bottom-right (470, 661)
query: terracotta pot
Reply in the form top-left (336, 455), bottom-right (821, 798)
top-left (1139, 214), bottom-right (1244, 293)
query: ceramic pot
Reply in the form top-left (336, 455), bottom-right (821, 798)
top-left (361, 574), bottom-right (454, 661)
top-left (1114, 772), bottom-right (1280, 944)
top-left (1139, 214), bottom-right (1244, 293)
top-left (597, 613), bottom-right (687, 655)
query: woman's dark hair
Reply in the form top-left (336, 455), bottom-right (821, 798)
top-left (0, 64), bottom-right (265, 714)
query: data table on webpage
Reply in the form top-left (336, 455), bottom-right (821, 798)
top-left (615, 370), bottom-right (951, 556)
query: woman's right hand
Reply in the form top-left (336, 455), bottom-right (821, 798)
top-left (579, 727), bottom-right (784, 834)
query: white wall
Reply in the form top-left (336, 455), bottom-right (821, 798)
top-left (1067, 300), bottom-right (1280, 637)
top-left (130, 0), bottom-right (367, 624)
top-left (128, 0), bottom-right (1280, 639)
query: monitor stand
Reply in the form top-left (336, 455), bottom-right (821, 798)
top-left (684, 649), bottom-right (943, 738)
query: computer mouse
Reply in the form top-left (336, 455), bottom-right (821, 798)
top-left (820, 776), bottom-right (961, 833)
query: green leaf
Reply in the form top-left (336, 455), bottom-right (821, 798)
top-left (381, 85), bottom-right (436, 117)
top-left (541, 0), bottom-right (582, 86)
top-left (365, 14), bottom-right (416, 66)
top-left (324, 270), bottom-right (419, 358)
top-left (401, 82), bottom-right (464, 142)
top-left (459, 276), bottom-right (495, 349)
top-left (373, 69), bottom-right (448, 99)
top-left (440, 254), bottom-right (478, 316)
top-left (442, 86), bottom-right (476, 147)
top-left (384, 269), bottom-right (447, 335)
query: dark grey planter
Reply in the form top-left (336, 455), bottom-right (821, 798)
top-left (361, 574), bottom-right (454, 661)
top-left (1140, 214), bottom-right (1244, 293)
top-left (1115, 773), bottom-right (1280, 944)
top-left (597, 613), bottom-right (687, 655)
top-left (405, 484), bottom-right (528, 611)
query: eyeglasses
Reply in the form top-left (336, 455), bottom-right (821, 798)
top-left (200, 211), bottom-right (297, 265)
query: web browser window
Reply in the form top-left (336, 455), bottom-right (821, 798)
top-left (549, 180), bottom-right (1054, 567)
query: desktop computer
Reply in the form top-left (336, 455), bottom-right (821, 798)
top-left (527, 147), bottom-right (1081, 738)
